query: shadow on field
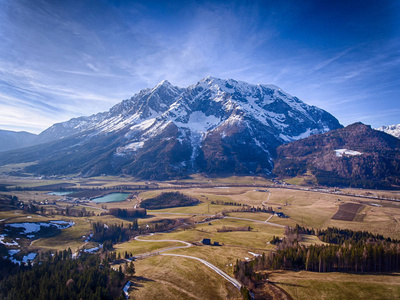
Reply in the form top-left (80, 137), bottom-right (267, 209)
top-left (271, 281), bottom-right (305, 288)
top-left (131, 276), bottom-right (155, 289)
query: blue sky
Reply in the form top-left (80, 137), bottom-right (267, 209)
top-left (0, 0), bottom-right (399, 133)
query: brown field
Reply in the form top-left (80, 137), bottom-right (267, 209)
top-left (132, 255), bottom-right (241, 300)
top-left (331, 203), bottom-right (364, 221)
top-left (269, 270), bottom-right (400, 300)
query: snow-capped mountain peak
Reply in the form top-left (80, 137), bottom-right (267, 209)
top-left (376, 124), bottom-right (400, 139)
top-left (3, 77), bottom-right (342, 179)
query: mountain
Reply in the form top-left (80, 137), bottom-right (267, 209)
top-left (273, 122), bottom-right (400, 188)
top-left (376, 124), bottom-right (400, 139)
top-left (0, 130), bottom-right (37, 152)
top-left (0, 77), bottom-right (342, 179)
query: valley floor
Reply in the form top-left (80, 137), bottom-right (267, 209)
top-left (1, 175), bottom-right (400, 299)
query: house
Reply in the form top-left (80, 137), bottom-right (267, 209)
top-left (202, 238), bottom-right (211, 245)
top-left (274, 212), bottom-right (287, 218)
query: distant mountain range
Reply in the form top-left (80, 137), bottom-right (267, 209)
top-left (0, 130), bottom-right (37, 152)
top-left (0, 77), bottom-right (341, 179)
top-left (273, 122), bottom-right (400, 188)
top-left (376, 124), bottom-right (400, 139)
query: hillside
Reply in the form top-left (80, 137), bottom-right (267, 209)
top-left (273, 123), bottom-right (400, 188)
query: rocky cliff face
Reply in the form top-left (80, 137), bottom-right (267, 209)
top-left (0, 77), bottom-right (342, 179)
top-left (273, 123), bottom-right (400, 188)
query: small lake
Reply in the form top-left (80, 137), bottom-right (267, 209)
top-left (47, 191), bottom-right (73, 196)
top-left (92, 192), bottom-right (130, 203)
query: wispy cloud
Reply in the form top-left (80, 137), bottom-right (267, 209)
top-left (310, 47), bottom-right (355, 73)
top-left (0, 0), bottom-right (399, 132)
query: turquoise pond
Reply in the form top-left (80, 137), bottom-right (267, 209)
top-left (91, 193), bottom-right (130, 203)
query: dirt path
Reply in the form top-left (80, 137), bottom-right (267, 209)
top-left (262, 191), bottom-right (271, 207)
top-left (224, 216), bottom-right (285, 228)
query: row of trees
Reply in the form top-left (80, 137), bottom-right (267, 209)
top-left (292, 224), bottom-right (399, 244)
top-left (210, 200), bottom-right (246, 206)
top-left (108, 208), bottom-right (147, 218)
top-left (224, 205), bottom-right (274, 214)
top-left (261, 241), bottom-right (400, 273)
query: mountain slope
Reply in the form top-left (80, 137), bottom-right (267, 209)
top-left (273, 122), bottom-right (400, 188)
top-left (376, 124), bottom-right (400, 139)
top-left (0, 130), bottom-right (37, 152)
top-left (0, 77), bottom-right (342, 179)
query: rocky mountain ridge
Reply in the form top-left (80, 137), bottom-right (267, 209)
top-left (0, 77), bottom-right (342, 179)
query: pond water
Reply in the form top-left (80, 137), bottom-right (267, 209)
top-left (47, 191), bottom-right (73, 196)
top-left (92, 192), bottom-right (130, 203)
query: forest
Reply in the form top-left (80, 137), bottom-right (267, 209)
top-left (235, 225), bottom-right (400, 292)
top-left (139, 191), bottom-right (199, 209)
top-left (0, 251), bottom-right (126, 299)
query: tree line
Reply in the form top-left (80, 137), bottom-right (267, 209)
top-left (107, 208), bottom-right (147, 218)
top-left (234, 225), bottom-right (400, 293)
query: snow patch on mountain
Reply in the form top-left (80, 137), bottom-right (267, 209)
top-left (174, 111), bottom-right (221, 132)
top-left (279, 128), bottom-right (320, 142)
top-left (335, 149), bottom-right (363, 157)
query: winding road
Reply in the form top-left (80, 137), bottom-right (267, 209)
top-left (132, 234), bottom-right (241, 290)
top-left (162, 253), bottom-right (241, 289)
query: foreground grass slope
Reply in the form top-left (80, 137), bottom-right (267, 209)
top-left (270, 270), bottom-right (400, 300)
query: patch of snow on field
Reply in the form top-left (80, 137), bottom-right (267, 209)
top-left (335, 149), bottom-right (363, 157)
top-left (123, 281), bottom-right (131, 299)
top-left (84, 247), bottom-right (99, 253)
top-left (0, 235), bottom-right (19, 246)
top-left (22, 252), bottom-right (37, 263)
top-left (84, 233), bottom-right (93, 243)
top-left (49, 220), bottom-right (75, 229)
top-left (8, 249), bottom-right (20, 256)
top-left (8, 223), bottom-right (43, 234)
top-left (6, 221), bottom-right (74, 237)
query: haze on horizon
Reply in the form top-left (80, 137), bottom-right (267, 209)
top-left (0, 0), bottom-right (399, 134)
